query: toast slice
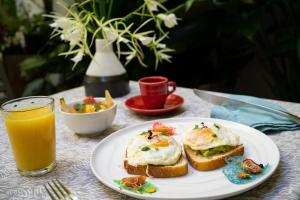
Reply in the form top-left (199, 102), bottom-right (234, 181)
top-left (184, 144), bottom-right (244, 171)
top-left (124, 155), bottom-right (188, 178)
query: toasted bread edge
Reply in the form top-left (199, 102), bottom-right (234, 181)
top-left (184, 144), bottom-right (244, 171)
top-left (124, 155), bottom-right (188, 178)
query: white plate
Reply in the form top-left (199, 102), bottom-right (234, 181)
top-left (90, 117), bottom-right (280, 200)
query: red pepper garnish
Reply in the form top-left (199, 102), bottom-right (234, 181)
top-left (83, 96), bottom-right (97, 104)
top-left (151, 122), bottom-right (175, 135)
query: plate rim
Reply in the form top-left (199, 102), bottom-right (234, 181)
top-left (90, 117), bottom-right (280, 200)
top-left (124, 94), bottom-right (184, 114)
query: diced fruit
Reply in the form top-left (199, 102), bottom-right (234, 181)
top-left (83, 104), bottom-right (96, 113)
top-left (105, 90), bottom-right (114, 107)
top-left (83, 96), bottom-right (97, 104)
top-left (60, 91), bottom-right (114, 113)
top-left (59, 98), bottom-right (68, 112)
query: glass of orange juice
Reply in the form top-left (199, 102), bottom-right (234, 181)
top-left (1, 96), bottom-right (56, 176)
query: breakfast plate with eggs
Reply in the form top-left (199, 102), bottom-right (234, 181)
top-left (90, 117), bottom-right (279, 200)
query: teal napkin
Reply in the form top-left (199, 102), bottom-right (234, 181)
top-left (211, 94), bottom-right (300, 132)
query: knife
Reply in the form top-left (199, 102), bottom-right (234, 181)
top-left (193, 89), bottom-right (300, 125)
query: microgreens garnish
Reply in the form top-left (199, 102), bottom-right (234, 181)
top-left (141, 146), bottom-right (151, 151)
top-left (201, 122), bottom-right (208, 129)
top-left (159, 132), bottom-right (168, 136)
top-left (193, 124), bottom-right (199, 130)
top-left (214, 123), bottom-right (221, 130)
top-left (140, 131), bottom-right (148, 135)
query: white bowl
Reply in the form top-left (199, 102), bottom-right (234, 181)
top-left (60, 98), bottom-right (117, 136)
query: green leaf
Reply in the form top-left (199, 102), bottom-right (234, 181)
top-left (185, 0), bottom-right (195, 12)
top-left (22, 78), bottom-right (44, 96)
top-left (19, 56), bottom-right (47, 72)
top-left (45, 73), bottom-right (62, 87)
top-left (237, 9), bottom-right (263, 40)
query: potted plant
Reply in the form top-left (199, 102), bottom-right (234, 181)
top-left (48, 0), bottom-right (193, 97)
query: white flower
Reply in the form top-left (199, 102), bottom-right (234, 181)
top-left (103, 27), bottom-right (118, 42)
top-left (12, 26), bottom-right (26, 48)
top-left (50, 17), bottom-right (73, 30)
top-left (160, 52), bottom-right (172, 60)
top-left (71, 51), bottom-right (84, 63)
top-left (137, 36), bottom-right (153, 46)
top-left (126, 53), bottom-right (135, 61)
top-left (145, 0), bottom-right (159, 12)
top-left (157, 43), bottom-right (166, 48)
top-left (124, 49), bottom-right (137, 65)
top-left (117, 36), bottom-right (130, 44)
top-left (64, 29), bottom-right (82, 46)
top-left (157, 13), bottom-right (178, 28)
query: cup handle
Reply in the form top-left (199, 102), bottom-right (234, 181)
top-left (167, 81), bottom-right (176, 95)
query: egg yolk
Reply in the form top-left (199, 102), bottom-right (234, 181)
top-left (151, 139), bottom-right (169, 147)
top-left (191, 128), bottom-right (218, 144)
top-left (199, 128), bottom-right (214, 136)
top-left (144, 133), bottom-right (170, 147)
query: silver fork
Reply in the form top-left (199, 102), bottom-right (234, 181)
top-left (44, 179), bottom-right (79, 200)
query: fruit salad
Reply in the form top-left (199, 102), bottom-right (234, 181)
top-left (60, 90), bottom-right (114, 113)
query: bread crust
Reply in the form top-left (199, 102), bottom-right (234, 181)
top-left (184, 144), bottom-right (244, 171)
top-left (124, 155), bottom-right (188, 178)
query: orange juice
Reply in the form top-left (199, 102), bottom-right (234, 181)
top-left (2, 99), bottom-right (56, 175)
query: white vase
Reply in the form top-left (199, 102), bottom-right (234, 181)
top-left (84, 39), bottom-right (130, 97)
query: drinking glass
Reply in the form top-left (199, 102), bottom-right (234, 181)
top-left (1, 96), bottom-right (56, 176)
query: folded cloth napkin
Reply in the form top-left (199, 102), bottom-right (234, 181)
top-left (211, 94), bottom-right (300, 132)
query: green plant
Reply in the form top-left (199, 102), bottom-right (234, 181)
top-left (170, 0), bottom-right (300, 101)
top-left (19, 40), bottom-right (88, 96)
top-left (47, 0), bottom-right (195, 69)
top-left (0, 0), bottom-right (88, 96)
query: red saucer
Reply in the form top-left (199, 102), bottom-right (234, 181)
top-left (125, 94), bottom-right (184, 115)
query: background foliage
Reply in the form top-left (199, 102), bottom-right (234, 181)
top-left (1, 0), bottom-right (300, 102)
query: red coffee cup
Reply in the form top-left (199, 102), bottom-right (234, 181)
top-left (139, 76), bottom-right (176, 109)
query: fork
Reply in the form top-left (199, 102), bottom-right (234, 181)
top-left (44, 179), bottom-right (79, 200)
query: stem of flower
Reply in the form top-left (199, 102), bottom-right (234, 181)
top-left (169, 4), bottom-right (185, 13)
top-left (122, 4), bottom-right (145, 21)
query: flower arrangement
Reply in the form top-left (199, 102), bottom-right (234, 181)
top-left (48, 0), bottom-right (193, 69)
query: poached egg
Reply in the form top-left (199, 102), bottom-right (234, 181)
top-left (126, 132), bottom-right (181, 166)
top-left (183, 122), bottom-right (240, 150)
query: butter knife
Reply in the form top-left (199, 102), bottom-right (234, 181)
top-left (193, 89), bottom-right (300, 125)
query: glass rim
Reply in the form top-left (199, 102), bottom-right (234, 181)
top-left (0, 96), bottom-right (55, 113)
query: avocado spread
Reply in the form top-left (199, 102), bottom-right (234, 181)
top-left (200, 145), bottom-right (233, 157)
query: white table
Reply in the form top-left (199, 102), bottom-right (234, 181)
top-left (1, 81), bottom-right (300, 199)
